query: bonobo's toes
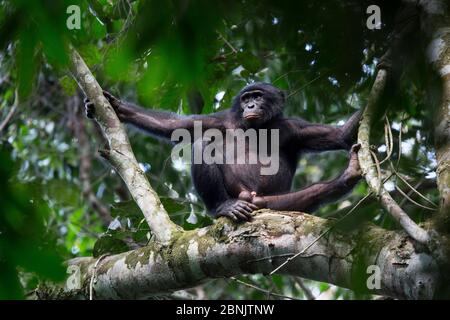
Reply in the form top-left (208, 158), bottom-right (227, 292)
top-left (349, 144), bottom-right (361, 168)
top-left (216, 199), bottom-right (257, 222)
top-left (343, 144), bottom-right (362, 184)
top-left (217, 211), bottom-right (239, 222)
top-left (232, 209), bottom-right (250, 221)
top-left (350, 143), bottom-right (361, 154)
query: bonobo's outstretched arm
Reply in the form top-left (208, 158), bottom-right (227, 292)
top-left (85, 91), bottom-right (224, 140)
top-left (242, 144), bottom-right (362, 212)
top-left (287, 110), bottom-right (362, 152)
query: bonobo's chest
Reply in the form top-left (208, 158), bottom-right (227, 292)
top-left (193, 120), bottom-right (297, 196)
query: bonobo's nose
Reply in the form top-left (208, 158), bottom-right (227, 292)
top-left (247, 104), bottom-right (255, 109)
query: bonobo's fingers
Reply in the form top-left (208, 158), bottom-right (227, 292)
top-left (376, 55), bottom-right (393, 72)
top-left (251, 196), bottom-right (267, 208)
top-left (84, 97), bottom-right (95, 119)
top-left (238, 191), bottom-right (265, 210)
top-left (103, 90), bottom-right (122, 111)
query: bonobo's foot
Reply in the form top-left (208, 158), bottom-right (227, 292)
top-left (83, 90), bottom-right (123, 119)
top-left (341, 143), bottom-right (362, 186)
top-left (215, 199), bottom-right (258, 222)
top-left (238, 191), bottom-right (267, 209)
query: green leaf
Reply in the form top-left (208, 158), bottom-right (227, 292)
top-left (160, 196), bottom-right (188, 213)
top-left (59, 75), bottom-right (77, 96)
top-left (91, 17), bottom-right (107, 40)
top-left (110, 201), bottom-right (142, 219)
top-left (78, 44), bottom-right (102, 67)
top-left (93, 235), bottom-right (129, 257)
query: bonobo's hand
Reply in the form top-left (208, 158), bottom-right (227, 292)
top-left (341, 143), bottom-right (362, 186)
top-left (84, 90), bottom-right (124, 119)
top-left (376, 52), bottom-right (393, 72)
top-left (215, 199), bottom-right (258, 222)
top-left (238, 190), bottom-right (267, 209)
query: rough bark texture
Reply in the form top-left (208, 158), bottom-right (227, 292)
top-left (69, 48), bottom-right (181, 243)
top-left (37, 210), bottom-right (449, 300)
top-left (419, 0), bottom-right (450, 229)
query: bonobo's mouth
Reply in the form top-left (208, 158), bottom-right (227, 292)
top-left (244, 114), bottom-right (261, 120)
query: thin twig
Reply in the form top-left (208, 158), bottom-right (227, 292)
top-left (395, 186), bottom-right (437, 211)
top-left (370, 150), bottom-right (383, 196)
top-left (217, 31), bottom-right (238, 54)
top-left (0, 89), bottom-right (18, 135)
top-left (287, 73), bottom-right (325, 99)
top-left (379, 117), bottom-right (394, 165)
top-left (294, 277), bottom-right (315, 300)
top-left (396, 113), bottom-right (405, 169)
top-left (390, 163), bottom-right (438, 208)
top-left (230, 277), bottom-right (298, 300)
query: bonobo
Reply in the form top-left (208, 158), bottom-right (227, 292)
top-left (85, 83), bottom-right (362, 222)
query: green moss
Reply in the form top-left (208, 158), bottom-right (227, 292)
top-left (124, 247), bottom-right (153, 269)
top-left (295, 215), bottom-right (330, 237)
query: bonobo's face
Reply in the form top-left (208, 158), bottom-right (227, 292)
top-left (240, 90), bottom-right (266, 123)
top-left (234, 83), bottom-right (285, 127)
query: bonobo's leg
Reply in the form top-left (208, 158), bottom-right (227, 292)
top-left (244, 144), bottom-right (362, 213)
top-left (192, 161), bottom-right (258, 222)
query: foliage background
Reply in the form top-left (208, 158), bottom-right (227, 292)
top-left (0, 0), bottom-right (439, 299)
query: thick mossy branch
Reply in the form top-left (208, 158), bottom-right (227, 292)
top-left (39, 210), bottom-right (444, 300)
top-left (419, 0), bottom-right (450, 229)
top-left (357, 69), bottom-right (430, 244)
top-left (68, 48), bottom-right (182, 243)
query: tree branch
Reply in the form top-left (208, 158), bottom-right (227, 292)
top-left (68, 47), bottom-right (182, 243)
top-left (357, 69), bottom-right (430, 244)
top-left (419, 0), bottom-right (450, 230)
top-left (37, 210), bottom-right (444, 300)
